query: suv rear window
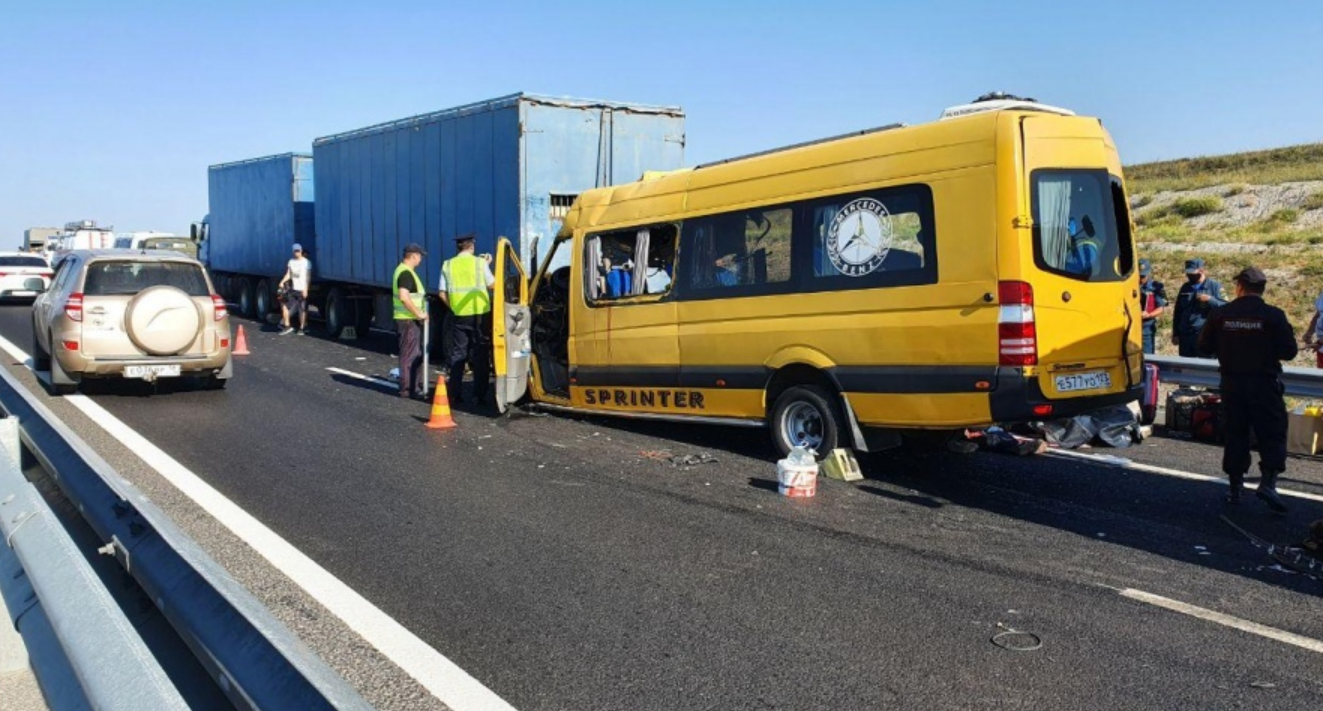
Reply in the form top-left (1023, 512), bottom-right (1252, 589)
top-left (0, 256), bottom-right (49, 268)
top-left (1031, 169), bottom-right (1134, 282)
top-left (83, 261), bottom-right (210, 297)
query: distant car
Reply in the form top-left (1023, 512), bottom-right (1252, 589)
top-left (0, 252), bottom-right (55, 302)
top-left (32, 250), bottom-right (233, 393)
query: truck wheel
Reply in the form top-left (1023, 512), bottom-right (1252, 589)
top-left (236, 278), bottom-right (255, 318)
top-left (352, 299), bottom-right (372, 339)
top-left (770, 385), bottom-right (842, 459)
top-left (255, 279), bottom-right (273, 318)
top-left (325, 288), bottom-right (347, 338)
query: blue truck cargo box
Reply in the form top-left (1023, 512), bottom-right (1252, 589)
top-left (311, 93), bottom-right (685, 290)
top-left (207, 153), bottom-right (315, 277)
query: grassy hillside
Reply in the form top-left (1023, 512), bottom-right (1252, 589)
top-left (1127, 142), bottom-right (1323, 195)
top-left (1126, 143), bottom-right (1323, 363)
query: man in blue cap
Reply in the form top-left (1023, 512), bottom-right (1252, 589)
top-left (1138, 259), bottom-right (1167, 355)
top-left (1171, 258), bottom-right (1225, 357)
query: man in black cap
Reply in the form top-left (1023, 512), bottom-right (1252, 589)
top-left (1198, 266), bottom-right (1297, 512)
top-left (1139, 259), bottom-right (1167, 355)
top-left (438, 233), bottom-right (495, 404)
top-left (1172, 257), bottom-right (1226, 357)
top-left (392, 243), bottom-right (429, 399)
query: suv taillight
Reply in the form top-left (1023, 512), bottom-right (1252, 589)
top-left (211, 294), bottom-right (227, 321)
top-left (998, 281), bottom-right (1037, 367)
top-left (65, 293), bottom-right (84, 322)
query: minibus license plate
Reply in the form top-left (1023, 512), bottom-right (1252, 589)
top-left (125, 364), bottom-right (181, 379)
top-left (1055, 371), bottom-right (1111, 393)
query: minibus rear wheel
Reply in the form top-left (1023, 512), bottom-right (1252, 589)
top-left (771, 385), bottom-right (841, 459)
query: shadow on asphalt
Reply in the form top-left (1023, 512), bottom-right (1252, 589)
top-left (859, 445), bottom-right (1323, 596)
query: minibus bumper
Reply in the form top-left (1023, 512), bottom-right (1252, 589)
top-left (989, 375), bottom-right (1144, 423)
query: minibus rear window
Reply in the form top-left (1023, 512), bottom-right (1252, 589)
top-left (1031, 169), bottom-right (1132, 282)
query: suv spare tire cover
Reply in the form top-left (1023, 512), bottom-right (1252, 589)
top-left (126, 285), bottom-right (203, 356)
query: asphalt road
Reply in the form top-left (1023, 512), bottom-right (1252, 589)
top-left (1, 303), bottom-right (1320, 711)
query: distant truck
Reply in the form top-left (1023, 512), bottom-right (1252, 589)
top-left (114, 231), bottom-right (199, 259)
top-left (204, 93), bottom-right (685, 338)
top-left (23, 227), bottom-right (60, 255)
top-left (52, 220), bottom-right (116, 262)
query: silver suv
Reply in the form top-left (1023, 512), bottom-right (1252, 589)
top-left (32, 250), bottom-right (233, 393)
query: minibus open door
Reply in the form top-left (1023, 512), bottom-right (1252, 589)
top-left (493, 237), bottom-right (532, 413)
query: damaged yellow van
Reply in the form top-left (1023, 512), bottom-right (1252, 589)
top-left (493, 95), bottom-right (1143, 457)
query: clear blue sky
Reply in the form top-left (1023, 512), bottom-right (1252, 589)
top-left (2, 0), bottom-right (1321, 243)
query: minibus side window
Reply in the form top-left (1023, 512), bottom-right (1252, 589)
top-left (1031, 169), bottom-right (1127, 282)
top-left (1111, 177), bottom-right (1136, 277)
top-left (584, 224), bottom-right (678, 303)
top-left (681, 208), bottom-right (793, 292)
top-left (803, 185), bottom-right (937, 291)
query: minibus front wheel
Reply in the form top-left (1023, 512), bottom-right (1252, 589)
top-left (771, 385), bottom-right (842, 459)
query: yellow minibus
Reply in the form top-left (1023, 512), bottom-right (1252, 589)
top-left (492, 96), bottom-right (1143, 457)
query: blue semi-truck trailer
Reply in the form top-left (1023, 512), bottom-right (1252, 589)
top-left (201, 93), bottom-right (685, 339)
top-left (199, 153), bottom-right (316, 319)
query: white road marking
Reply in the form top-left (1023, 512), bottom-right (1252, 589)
top-left (1047, 449), bottom-right (1323, 503)
top-left (1119, 588), bottom-right (1323, 655)
top-left (0, 334), bottom-right (517, 711)
top-left (326, 366), bottom-right (397, 391)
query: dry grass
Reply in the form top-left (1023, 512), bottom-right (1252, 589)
top-left (1127, 142), bottom-right (1323, 194)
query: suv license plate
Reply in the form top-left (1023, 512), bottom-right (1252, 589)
top-left (1055, 371), bottom-right (1111, 393)
top-left (125, 364), bottom-right (181, 379)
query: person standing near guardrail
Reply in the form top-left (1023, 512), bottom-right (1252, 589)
top-left (1303, 287), bottom-right (1323, 368)
top-left (439, 233), bottom-right (495, 405)
top-left (1172, 258), bottom-right (1225, 357)
top-left (1139, 259), bottom-right (1167, 355)
top-left (393, 243), bottom-right (429, 400)
top-left (1197, 266), bottom-right (1297, 512)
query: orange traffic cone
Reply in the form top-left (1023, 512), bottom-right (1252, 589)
top-left (233, 325), bottom-right (251, 356)
top-left (425, 377), bottom-right (458, 430)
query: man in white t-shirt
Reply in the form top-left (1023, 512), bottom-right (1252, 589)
top-left (1305, 289), bottom-right (1323, 368)
top-left (279, 243), bottom-right (311, 335)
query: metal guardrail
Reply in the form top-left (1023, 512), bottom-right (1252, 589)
top-left (0, 417), bottom-right (190, 711)
top-left (1147, 354), bottom-right (1323, 398)
top-left (0, 367), bottom-right (374, 711)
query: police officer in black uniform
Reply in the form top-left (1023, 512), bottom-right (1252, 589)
top-left (1197, 266), bottom-right (1297, 512)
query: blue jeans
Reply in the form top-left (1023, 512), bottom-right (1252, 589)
top-left (1142, 329), bottom-right (1156, 355)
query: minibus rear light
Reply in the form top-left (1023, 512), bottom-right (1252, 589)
top-left (1033, 404), bottom-right (1054, 417)
top-left (998, 281), bottom-right (1037, 366)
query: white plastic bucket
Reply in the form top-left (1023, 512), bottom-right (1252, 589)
top-left (776, 455), bottom-right (818, 498)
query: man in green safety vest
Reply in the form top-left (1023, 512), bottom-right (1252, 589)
top-left (439, 233), bottom-right (495, 405)
top-left (393, 243), bottom-right (429, 399)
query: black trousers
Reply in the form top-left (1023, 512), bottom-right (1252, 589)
top-left (446, 313), bottom-right (491, 401)
top-left (1221, 375), bottom-right (1288, 477)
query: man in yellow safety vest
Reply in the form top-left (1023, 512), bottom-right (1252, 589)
top-left (439, 233), bottom-right (495, 405)
top-left (393, 243), bottom-right (429, 399)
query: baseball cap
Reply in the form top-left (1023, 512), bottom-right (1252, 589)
top-left (454, 232), bottom-right (477, 245)
top-left (292, 243), bottom-right (303, 252)
top-left (1138, 259), bottom-right (1151, 277)
top-left (1184, 258), bottom-right (1205, 274)
top-left (1233, 266), bottom-right (1267, 285)
top-left (403, 243), bottom-right (426, 256)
